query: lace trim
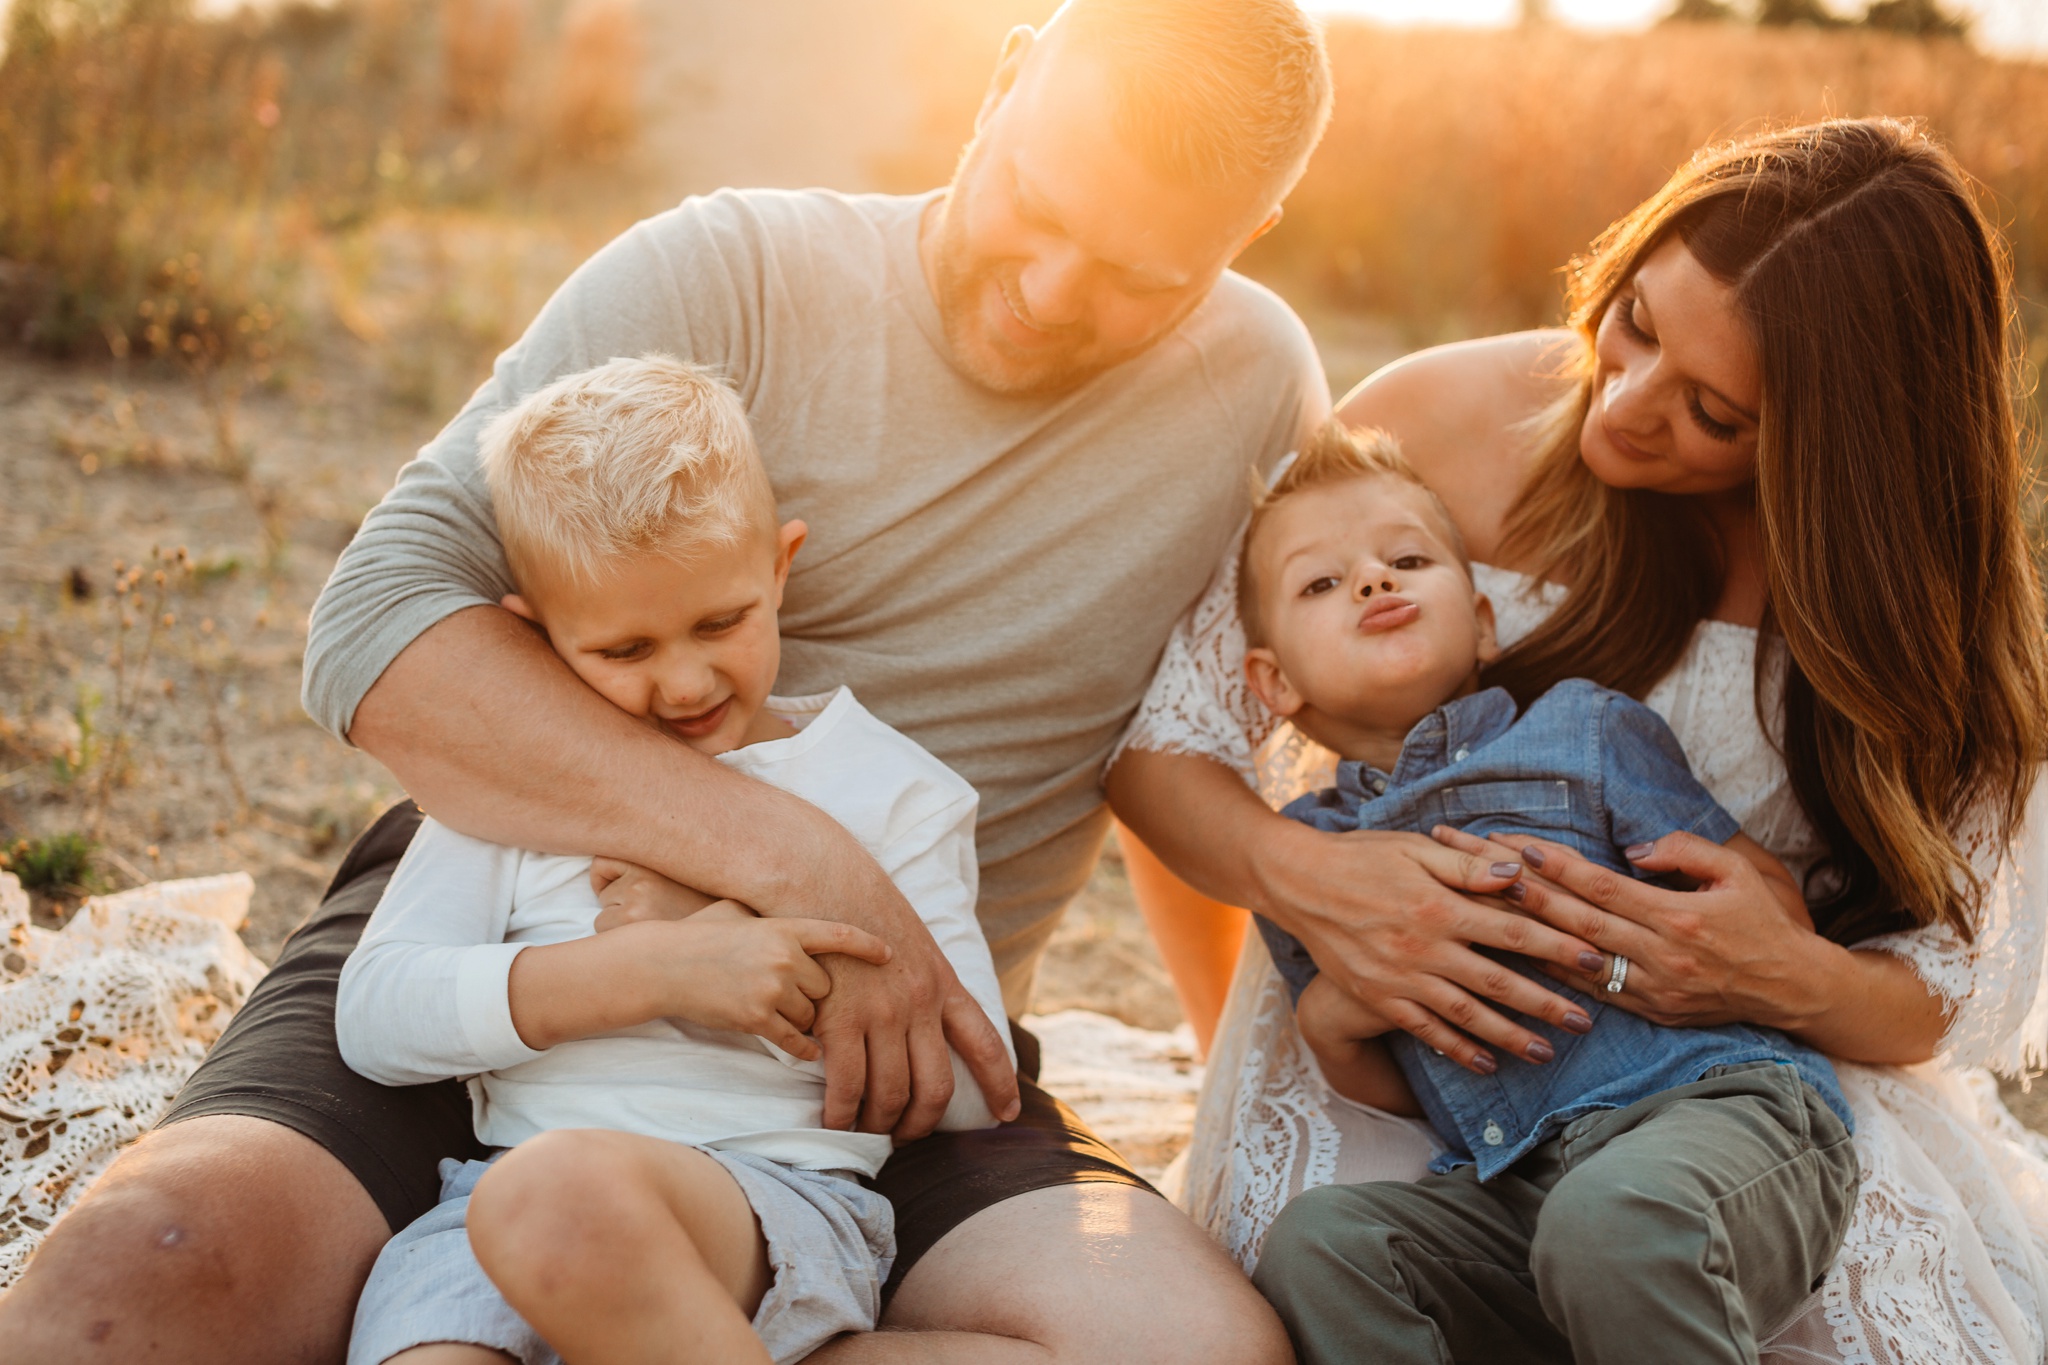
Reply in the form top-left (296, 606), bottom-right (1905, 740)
top-left (0, 871), bottom-right (261, 1288)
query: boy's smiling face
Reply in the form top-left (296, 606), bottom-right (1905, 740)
top-left (1244, 476), bottom-right (1497, 768)
top-left (504, 519), bottom-right (807, 757)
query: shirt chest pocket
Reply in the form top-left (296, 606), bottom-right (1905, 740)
top-left (1442, 779), bottom-right (1572, 824)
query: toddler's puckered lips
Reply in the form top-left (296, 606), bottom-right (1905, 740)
top-left (1356, 594), bottom-right (1420, 634)
top-left (660, 697), bottom-right (731, 740)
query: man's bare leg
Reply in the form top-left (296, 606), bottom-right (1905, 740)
top-left (0, 1115), bottom-right (389, 1365)
top-left (809, 1184), bottom-right (1292, 1365)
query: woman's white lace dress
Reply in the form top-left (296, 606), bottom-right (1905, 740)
top-left (1115, 556), bottom-right (2048, 1365)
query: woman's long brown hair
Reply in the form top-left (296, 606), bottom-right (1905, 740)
top-left (1484, 118), bottom-right (2048, 944)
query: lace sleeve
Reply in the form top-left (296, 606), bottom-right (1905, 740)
top-left (1107, 527), bottom-right (1278, 786)
top-left (1858, 772), bottom-right (2048, 1075)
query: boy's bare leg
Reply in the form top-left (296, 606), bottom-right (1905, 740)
top-left (0, 1115), bottom-right (388, 1365)
top-left (808, 1184), bottom-right (1293, 1365)
top-left (465, 1129), bottom-right (774, 1365)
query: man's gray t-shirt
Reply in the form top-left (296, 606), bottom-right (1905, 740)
top-left (306, 188), bottom-right (1319, 1009)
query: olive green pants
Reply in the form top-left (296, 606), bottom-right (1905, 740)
top-left (1252, 1063), bottom-right (1857, 1365)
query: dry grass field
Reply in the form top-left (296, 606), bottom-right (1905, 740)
top-left (3, 4), bottom-right (2046, 1054)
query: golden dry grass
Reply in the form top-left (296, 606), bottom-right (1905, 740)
top-left (1249, 21), bottom-right (2048, 334)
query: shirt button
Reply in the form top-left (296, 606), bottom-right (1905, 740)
top-left (1371, 777), bottom-right (1388, 794)
top-left (1453, 747), bottom-right (1470, 762)
top-left (1482, 1121), bottom-right (1505, 1147)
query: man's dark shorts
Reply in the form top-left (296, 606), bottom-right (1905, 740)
top-left (161, 800), bottom-right (1155, 1300)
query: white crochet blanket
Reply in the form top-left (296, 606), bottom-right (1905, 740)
top-left (0, 870), bottom-right (263, 1288)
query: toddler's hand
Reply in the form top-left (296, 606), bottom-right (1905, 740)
top-left (591, 857), bottom-right (723, 933)
top-left (649, 912), bottom-right (894, 1060)
top-left (1297, 973), bottom-right (1423, 1115)
top-left (1297, 971), bottom-right (1395, 1051)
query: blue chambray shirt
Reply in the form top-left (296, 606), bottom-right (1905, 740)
top-left (1258, 679), bottom-right (1852, 1181)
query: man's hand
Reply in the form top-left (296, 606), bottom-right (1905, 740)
top-left (590, 858), bottom-right (720, 933)
top-left (784, 850), bottom-right (1019, 1141)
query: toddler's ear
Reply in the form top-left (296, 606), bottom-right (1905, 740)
top-left (1473, 593), bottom-right (1501, 666)
top-left (501, 592), bottom-right (539, 624)
top-left (1245, 647), bottom-right (1305, 719)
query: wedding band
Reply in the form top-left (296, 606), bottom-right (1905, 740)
top-left (1605, 954), bottom-right (1630, 995)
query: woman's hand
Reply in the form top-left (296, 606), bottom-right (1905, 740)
top-left (1252, 820), bottom-right (1605, 1074)
top-left (1437, 826), bottom-right (1949, 1062)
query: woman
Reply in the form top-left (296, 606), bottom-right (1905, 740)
top-left (1107, 117), bottom-right (2048, 1363)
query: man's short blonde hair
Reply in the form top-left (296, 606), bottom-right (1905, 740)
top-left (1051, 0), bottom-right (1332, 193)
top-left (1237, 421), bottom-right (1469, 647)
top-left (480, 355), bottom-right (776, 590)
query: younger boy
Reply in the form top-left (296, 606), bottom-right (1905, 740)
top-left (1238, 423), bottom-right (1857, 1365)
top-left (334, 356), bottom-right (1014, 1365)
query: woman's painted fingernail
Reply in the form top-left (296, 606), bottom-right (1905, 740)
top-left (1503, 882), bottom-right (1527, 903)
top-left (1562, 1012), bottom-right (1593, 1034)
top-left (1470, 1052), bottom-right (1498, 1074)
top-left (1578, 951), bottom-right (1604, 972)
top-left (1625, 842), bottom-right (1655, 861)
top-left (1526, 1040), bottom-right (1555, 1062)
top-left (1490, 861), bottom-right (1521, 879)
top-left (1522, 846), bottom-right (1546, 868)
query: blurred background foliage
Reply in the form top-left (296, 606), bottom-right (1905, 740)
top-left (3, 0), bottom-right (2042, 389)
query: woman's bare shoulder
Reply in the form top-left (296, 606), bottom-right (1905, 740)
top-left (1335, 330), bottom-right (1578, 557)
top-left (1337, 331), bottom-right (1575, 445)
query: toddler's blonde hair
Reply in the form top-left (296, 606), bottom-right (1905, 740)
top-left (1237, 421), bottom-right (1468, 646)
top-left (480, 355), bottom-right (775, 589)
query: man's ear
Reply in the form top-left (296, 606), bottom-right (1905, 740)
top-left (1473, 592), bottom-right (1501, 666)
top-left (501, 592), bottom-right (539, 624)
top-left (975, 25), bottom-right (1036, 133)
top-left (1244, 647), bottom-right (1305, 719)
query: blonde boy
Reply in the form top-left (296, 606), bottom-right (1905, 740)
top-left (335, 356), bottom-right (1012, 1365)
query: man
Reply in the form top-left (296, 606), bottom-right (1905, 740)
top-left (0, 2), bottom-right (1331, 1360)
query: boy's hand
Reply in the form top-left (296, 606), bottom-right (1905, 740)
top-left (651, 913), bottom-right (894, 1060)
top-left (1296, 971), bottom-right (1396, 1052)
top-left (1295, 974), bottom-right (1422, 1116)
top-left (591, 857), bottom-right (722, 933)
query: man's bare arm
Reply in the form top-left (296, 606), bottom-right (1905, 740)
top-left (349, 605), bottom-right (1020, 1136)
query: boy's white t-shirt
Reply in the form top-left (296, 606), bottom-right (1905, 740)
top-left (334, 687), bottom-right (1014, 1177)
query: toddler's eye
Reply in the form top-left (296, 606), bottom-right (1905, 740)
top-left (1301, 576), bottom-right (1340, 598)
top-left (1392, 555), bottom-right (1430, 571)
top-left (599, 641), bottom-right (652, 662)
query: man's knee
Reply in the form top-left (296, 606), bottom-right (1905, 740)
top-left (0, 1116), bottom-right (387, 1364)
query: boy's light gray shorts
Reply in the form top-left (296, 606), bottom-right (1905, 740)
top-left (347, 1147), bottom-right (896, 1365)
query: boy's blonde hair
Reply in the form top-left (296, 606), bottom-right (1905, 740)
top-left (1237, 421), bottom-right (1469, 647)
top-left (480, 355), bottom-right (776, 589)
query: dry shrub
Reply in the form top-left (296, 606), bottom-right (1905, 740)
top-left (548, 0), bottom-right (641, 165)
top-left (442, 0), bottom-right (524, 125)
top-left (1252, 22), bottom-right (2048, 332)
top-left (0, 0), bottom-right (642, 362)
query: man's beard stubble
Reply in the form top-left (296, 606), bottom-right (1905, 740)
top-left (924, 172), bottom-right (1199, 400)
